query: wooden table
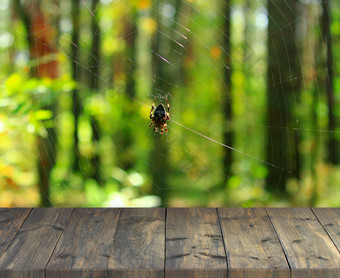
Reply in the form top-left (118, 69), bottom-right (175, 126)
top-left (0, 208), bottom-right (339, 278)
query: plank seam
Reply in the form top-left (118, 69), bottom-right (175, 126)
top-left (216, 208), bottom-right (229, 278)
top-left (0, 207), bottom-right (33, 261)
top-left (106, 208), bottom-right (122, 278)
top-left (44, 208), bottom-right (74, 277)
top-left (265, 208), bottom-right (292, 278)
top-left (311, 208), bottom-right (340, 253)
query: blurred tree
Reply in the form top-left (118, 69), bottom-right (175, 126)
top-left (116, 8), bottom-right (138, 170)
top-left (223, 0), bottom-right (233, 183)
top-left (51, 0), bottom-right (61, 38)
top-left (150, 0), bottom-right (170, 204)
top-left (14, 0), bottom-right (59, 206)
top-left (266, 0), bottom-right (302, 194)
top-left (306, 2), bottom-right (320, 206)
top-left (310, 0), bottom-right (338, 204)
top-left (89, 0), bottom-right (102, 184)
top-left (321, 0), bottom-right (339, 164)
top-left (71, 0), bottom-right (82, 171)
top-left (243, 0), bottom-right (253, 91)
top-left (150, 0), bottom-right (185, 204)
top-left (124, 12), bottom-right (138, 100)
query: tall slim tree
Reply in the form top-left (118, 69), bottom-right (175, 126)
top-left (150, 0), bottom-right (170, 203)
top-left (223, 0), bottom-right (233, 182)
top-left (321, 0), bottom-right (339, 164)
top-left (89, 0), bottom-right (102, 183)
top-left (124, 12), bottom-right (138, 100)
top-left (150, 0), bottom-right (185, 204)
top-left (243, 0), bottom-right (252, 84)
top-left (116, 10), bottom-right (138, 170)
top-left (14, 0), bottom-right (59, 206)
top-left (305, 2), bottom-right (320, 206)
top-left (71, 0), bottom-right (82, 171)
top-left (266, 0), bottom-right (302, 193)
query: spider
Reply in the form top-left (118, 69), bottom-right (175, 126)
top-left (149, 97), bottom-right (170, 134)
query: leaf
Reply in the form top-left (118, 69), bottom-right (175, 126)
top-left (5, 73), bottom-right (24, 95)
top-left (11, 102), bottom-right (26, 115)
top-left (34, 110), bottom-right (53, 121)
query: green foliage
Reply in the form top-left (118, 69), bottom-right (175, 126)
top-left (0, 0), bottom-right (339, 207)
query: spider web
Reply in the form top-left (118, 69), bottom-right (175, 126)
top-left (0, 0), bottom-right (339, 207)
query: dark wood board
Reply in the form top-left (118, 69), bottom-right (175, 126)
top-left (46, 208), bottom-right (121, 278)
top-left (0, 208), bottom-right (72, 278)
top-left (107, 208), bottom-right (165, 278)
top-left (165, 208), bottom-right (227, 278)
top-left (0, 208), bottom-right (31, 257)
top-left (0, 207), bottom-right (338, 278)
top-left (267, 208), bottom-right (340, 278)
top-left (218, 208), bottom-right (290, 278)
top-left (312, 208), bottom-right (340, 252)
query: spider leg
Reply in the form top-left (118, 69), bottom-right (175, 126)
top-left (150, 97), bottom-right (157, 119)
top-left (160, 125), bottom-right (164, 134)
top-left (164, 123), bottom-right (168, 133)
top-left (166, 98), bottom-right (170, 120)
top-left (149, 120), bottom-right (154, 128)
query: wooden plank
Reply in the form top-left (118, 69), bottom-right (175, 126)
top-left (108, 208), bottom-right (165, 278)
top-left (0, 208), bottom-right (72, 278)
top-left (46, 208), bottom-right (120, 278)
top-left (267, 208), bottom-right (340, 278)
top-left (0, 208), bottom-right (31, 257)
top-left (218, 208), bottom-right (290, 278)
top-left (165, 208), bottom-right (227, 278)
top-left (312, 208), bottom-right (340, 252)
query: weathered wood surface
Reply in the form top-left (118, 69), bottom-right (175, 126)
top-left (312, 208), bottom-right (340, 252)
top-left (218, 208), bottom-right (290, 278)
top-left (166, 208), bottom-right (227, 278)
top-left (0, 207), bottom-right (339, 278)
top-left (108, 208), bottom-right (165, 278)
top-left (46, 208), bottom-right (120, 278)
top-left (0, 208), bottom-right (31, 257)
top-left (0, 208), bottom-right (72, 278)
top-left (267, 208), bottom-right (340, 278)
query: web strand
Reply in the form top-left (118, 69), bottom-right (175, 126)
top-left (170, 119), bottom-right (300, 178)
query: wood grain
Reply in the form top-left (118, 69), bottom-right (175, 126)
top-left (218, 208), bottom-right (290, 278)
top-left (107, 208), bottom-right (165, 278)
top-left (312, 208), bottom-right (340, 252)
top-left (0, 207), bottom-right (339, 278)
top-left (0, 208), bottom-right (72, 278)
top-left (0, 208), bottom-right (31, 257)
top-left (267, 208), bottom-right (340, 278)
top-left (165, 208), bottom-right (227, 278)
top-left (46, 208), bottom-right (120, 278)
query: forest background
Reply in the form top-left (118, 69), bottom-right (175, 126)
top-left (0, 0), bottom-right (339, 207)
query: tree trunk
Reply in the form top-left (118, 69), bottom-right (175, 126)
top-left (322, 0), bottom-right (339, 164)
top-left (116, 12), bottom-right (138, 171)
top-left (223, 0), bottom-right (233, 182)
top-left (150, 0), bottom-right (169, 204)
top-left (89, 0), bottom-right (102, 184)
top-left (71, 0), bottom-right (82, 171)
top-left (266, 0), bottom-right (301, 194)
top-left (36, 120), bottom-right (57, 207)
top-left (243, 0), bottom-right (253, 85)
top-left (14, 0), bottom-right (59, 206)
top-left (150, 0), bottom-right (184, 204)
top-left (125, 14), bottom-right (137, 99)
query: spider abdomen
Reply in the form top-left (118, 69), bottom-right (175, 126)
top-left (154, 104), bottom-right (166, 119)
